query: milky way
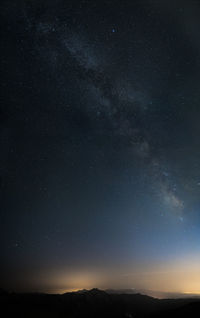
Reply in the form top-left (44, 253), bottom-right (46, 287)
top-left (1, 0), bottom-right (200, 294)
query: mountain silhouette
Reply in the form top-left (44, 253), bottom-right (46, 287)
top-left (0, 288), bottom-right (199, 317)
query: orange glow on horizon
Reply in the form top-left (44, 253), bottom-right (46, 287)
top-left (23, 253), bottom-right (200, 296)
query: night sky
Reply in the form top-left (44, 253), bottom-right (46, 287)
top-left (1, 0), bottom-right (200, 294)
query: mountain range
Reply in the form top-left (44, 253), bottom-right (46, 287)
top-left (1, 287), bottom-right (200, 317)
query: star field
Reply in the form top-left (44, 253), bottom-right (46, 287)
top-left (1, 0), bottom-right (200, 294)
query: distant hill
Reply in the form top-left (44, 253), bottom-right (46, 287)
top-left (106, 288), bottom-right (200, 299)
top-left (0, 288), bottom-right (200, 317)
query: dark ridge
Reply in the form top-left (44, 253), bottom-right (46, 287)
top-left (1, 288), bottom-right (200, 318)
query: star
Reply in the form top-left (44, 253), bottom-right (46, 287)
top-left (1, 0), bottom-right (200, 296)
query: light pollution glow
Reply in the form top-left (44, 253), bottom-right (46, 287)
top-left (34, 254), bottom-right (200, 296)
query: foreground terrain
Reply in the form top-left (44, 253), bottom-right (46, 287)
top-left (1, 288), bottom-right (200, 317)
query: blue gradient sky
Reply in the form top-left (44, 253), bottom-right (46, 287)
top-left (1, 0), bottom-right (200, 294)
